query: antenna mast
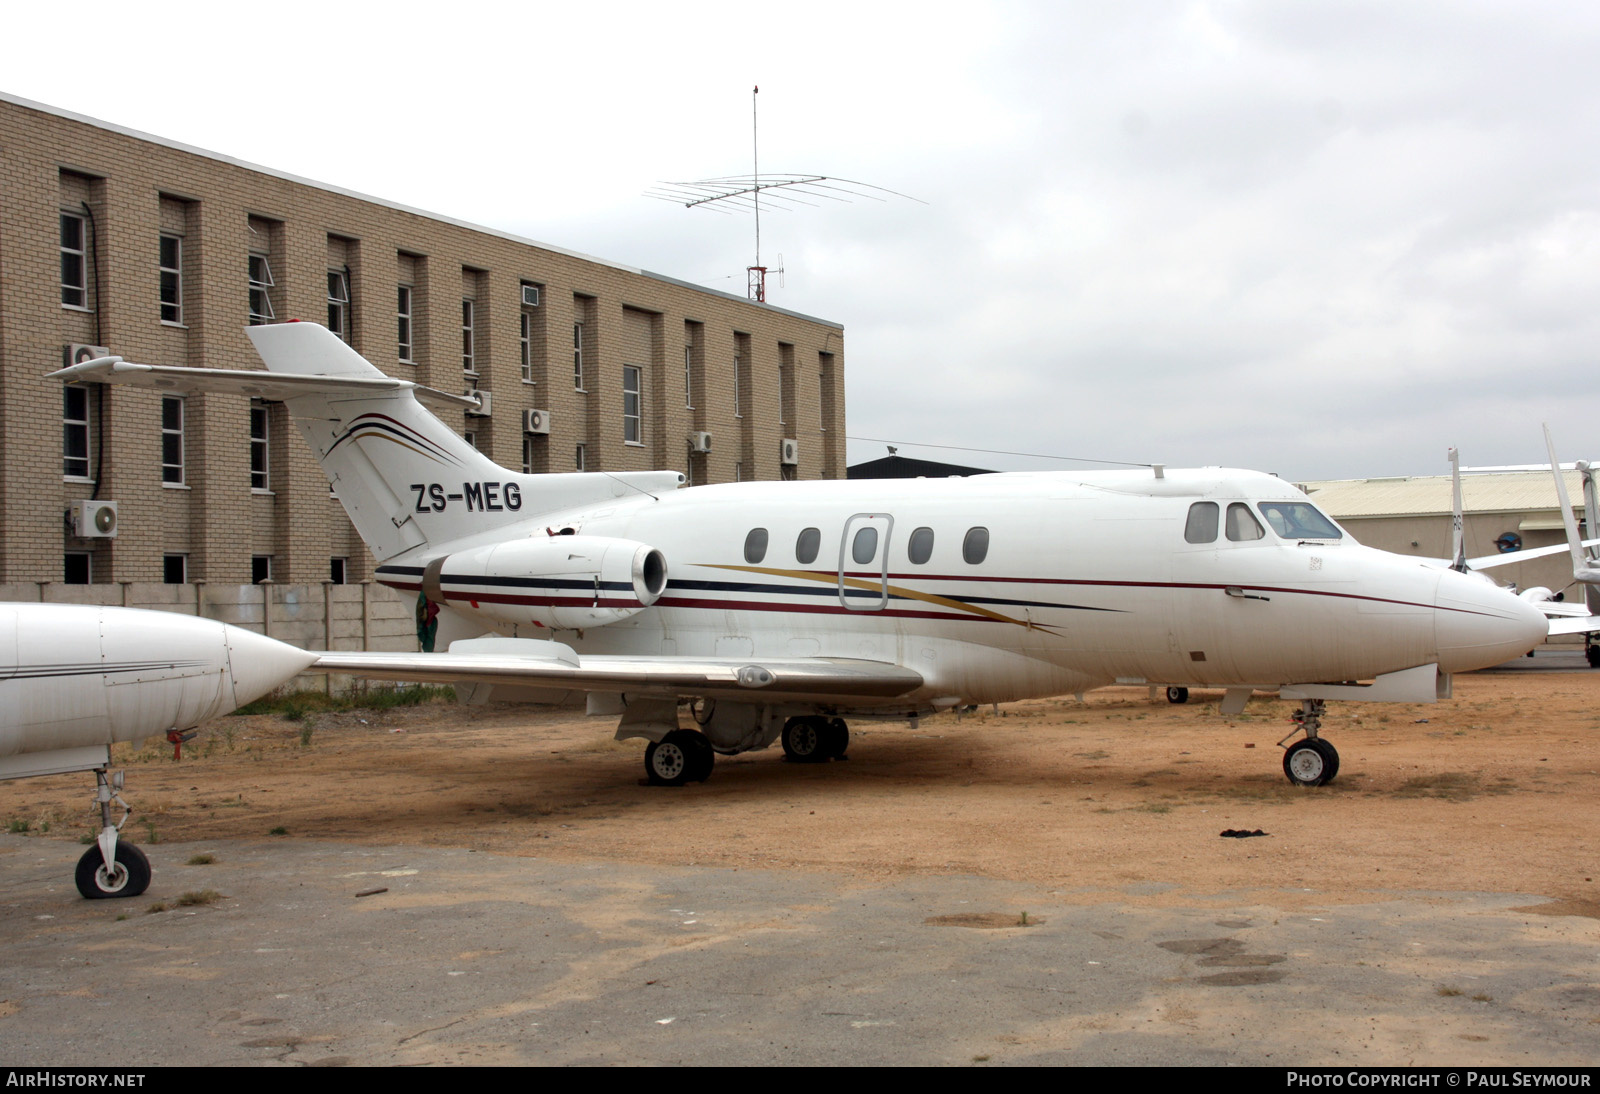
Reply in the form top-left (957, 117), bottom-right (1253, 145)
top-left (749, 85), bottom-right (766, 303)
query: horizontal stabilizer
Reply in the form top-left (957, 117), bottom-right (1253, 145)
top-left (50, 356), bottom-right (479, 410)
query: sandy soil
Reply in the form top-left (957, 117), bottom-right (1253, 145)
top-left (5, 671), bottom-right (1599, 913)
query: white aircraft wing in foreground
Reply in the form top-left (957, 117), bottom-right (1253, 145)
top-left (56, 323), bottom-right (1549, 791)
top-left (0, 604), bottom-right (317, 898)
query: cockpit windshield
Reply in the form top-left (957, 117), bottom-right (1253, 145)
top-left (1256, 501), bottom-right (1343, 541)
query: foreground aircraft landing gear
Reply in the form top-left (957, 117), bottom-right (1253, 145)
top-left (75, 767), bottom-right (151, 899)
top-left (645, 730), bottom-right (714, 786)
top-left (1280, 699), bottom-right (1340, 787)
top-left (782, 716), bottom-right (849, 763)
top-left (1166, 687), bottom-right (1189, 704)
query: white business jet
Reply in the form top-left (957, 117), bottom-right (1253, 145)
top-left (0, 604), bottom-right (317, 897)
top-left (53, 323), bottom-right (1548, 791)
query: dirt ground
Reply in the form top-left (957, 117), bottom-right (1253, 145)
top-left (6, 668), bottom-right (1599, 915)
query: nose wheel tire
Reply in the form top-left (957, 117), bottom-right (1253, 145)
top-left (1166, 687), bottom-right (1189, 704)
top-left (75, 842), bottom-right (151, 899)
top-left (1283, 738), bottom-right (1340, 787)
top-left (645, 730), bottom-right (714, 786)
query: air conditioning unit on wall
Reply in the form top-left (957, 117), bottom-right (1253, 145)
top-left (465, 390), bottom-right (492, 417)
top-left (70, 500), bottom-right (118, 538)
top-left (524, 408), bottom-right (551, 435)
top-left (65, 344), bottom-right (110, 367)
top-left (780, 438), bottom-right (799, 466)
top-left (689, 431), bottom-right (713, 454)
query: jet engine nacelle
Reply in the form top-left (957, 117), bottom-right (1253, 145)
top-left (427, 536), bottom-right (669, 631)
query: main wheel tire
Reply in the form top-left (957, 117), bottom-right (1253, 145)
top-left (1166, 687), bottom-right (1189, 704)
top-left (823, 718), bottom-right (850, 760)
top-left (1587, 644), bottom-right (1600, 669)
top-left (782, 717), bottom-right (827, 763)
top-left (75, 842), bottom-right (151, 900)
top-left (645, 736), bottom-right (692, 786)
top-left (684, 732), bottom-right (715, 784)
top-left (1283, 739), bottom-right (1332, 787)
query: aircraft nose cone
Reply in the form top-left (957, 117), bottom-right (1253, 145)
top-left (1434, 569), bottom-right (1549, 673)
top-left (222, 625), bottom-right (320, 709)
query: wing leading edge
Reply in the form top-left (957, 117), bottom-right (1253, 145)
top-left (312, 637), bottom-right (924, 705)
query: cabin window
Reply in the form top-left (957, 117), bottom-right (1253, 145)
top-left (1257, 501), bottom-right (1342, 540)
top-left (852, 526), bottom-right (879, 565)
top-left (1225, 503), bottom-right (1265, 542)
top-left (1184, 502), bottom-right (1219, 544)
top-left (908, 526), bottom-right (935, 565)
top-left (744, 528), bottom-right (769, 564)
top-left (795, 527), bottom-right (821, 565)
top-left (963, 527), bottom-right (990, 565)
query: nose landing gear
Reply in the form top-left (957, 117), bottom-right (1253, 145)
top-left (1280, 699), bottom-right (1340, 787)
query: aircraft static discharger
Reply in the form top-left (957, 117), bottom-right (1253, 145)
top-left (54, 323), bottom-right (1549, 790)
top-left (0, 604), bottom-right (318, 897)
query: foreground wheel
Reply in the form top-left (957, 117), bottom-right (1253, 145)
top-left (1283, 738), bottom-right (1338, 787)
top-left (646, 730), bottom-right (713, 786)
top-left (823, 718), bottom-right (850, 759)
top-left (1587, 644), bottom-right (1600, 669)
top-left (684, 732), bottom-right (715, 783)
top-left (75, 842), bottom-right (151, 900)
top-left (782, 717), bottom-right (827, 763)
top-left (1166, 687), bottom-right (1189, 704)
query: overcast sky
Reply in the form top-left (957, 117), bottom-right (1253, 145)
top-left (9, 1), bottom-right (1599, 481)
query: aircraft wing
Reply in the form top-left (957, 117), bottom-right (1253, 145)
top-left (313, 637), bottom-right (924, 704)
top-left (1547, 615), bottom-right (1600, 636)
top-left (50, 356), bottom-right (480, 410)
top-left (1465, 539), bottom-right (1600, 571)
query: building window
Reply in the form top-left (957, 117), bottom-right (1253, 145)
top-left (462, 299), bottom-right (475, 376)
top-left (250, 404), bottom-right (270, 490)
top-left (327, 270), bottom-right (351, 340)
top-left (330, 557), bottom-right (347, 585)
top-left (64, 553), bottom-right (91, 585)
top-left (522, 436), bottom-right (535, 474)
top-left (63, 387), bottom-right (91, 479)
top-left (397, 285), bottom-right (413, 362)
top-left (520, 312), bottom-right (533, 382)
top-left (684, 343), bottom-right (693, 408)
top-left (573, 321), bottom-right (584, 389)
top-left (575, 443), bottom-right (586, 471)
top-left (464, 430), bottom-right (477, 451)
top-left (159, 234), bottom-right (182, 324)
top-left (61, 212), bottom-right (88, 309)
top-left (732, 349), bottom-right (742, 418)
top-left (252, 555), bottom-right (272, 585)
top-left (248, 254), bottom-right (275, 324)
top-left (163, 554), bottom-right (187, 585)
top-left (623, 365), bottom-right (642, 444)
top-left (161, 397), bottom-right (184, 485)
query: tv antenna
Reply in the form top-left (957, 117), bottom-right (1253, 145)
top-left (647, 86), bottom-right (923, 303)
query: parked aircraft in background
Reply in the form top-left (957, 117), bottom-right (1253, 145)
top-left (55, 323), bottom-right (1548, 792)
top-left (0, 604), bottom-right (317, 898)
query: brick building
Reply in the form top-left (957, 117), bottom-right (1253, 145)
top-left (0, 92), bottom-right (847, 589)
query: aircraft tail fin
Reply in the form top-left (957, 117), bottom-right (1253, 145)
top-left (54, 323), bottom-right (683, 561)
top-left (1540, 424), bottom-right (1600, 589)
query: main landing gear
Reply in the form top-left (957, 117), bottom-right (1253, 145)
top-left (644, 730), bottom-right (716, 786)
top-left (75, 767), bottom-right (151, 899)
top-left (781, 716), bottom-right (849, 764)
top-left (1279, 699), bottom-right (1340, 787)
top-left (1166, 687), bottom-right (1189, 704)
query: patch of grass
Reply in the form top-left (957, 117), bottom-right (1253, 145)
top-left (298, 720), bottom-right (316, 747)
top-left (7, 818), bottom-right (28, 834)
top-left (1396, 773), bottom-right (1482, 801)
top-left (1437, 986), bottom-right (1463, 997)
top-left (1472, 994), bottom-right (1493, 1003)
top-left (145, 903), bottom-right (168, 914)
top-left (141, 819), bottom-right (160, 844)
top-left (268, 826), bottom-right (287, 836)
top-left (176, 889), bottom-right (221, 906)
top-left (186, 853), bottom-right (215, 866)
top-left (233, 684), bottom-right (454, 718)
